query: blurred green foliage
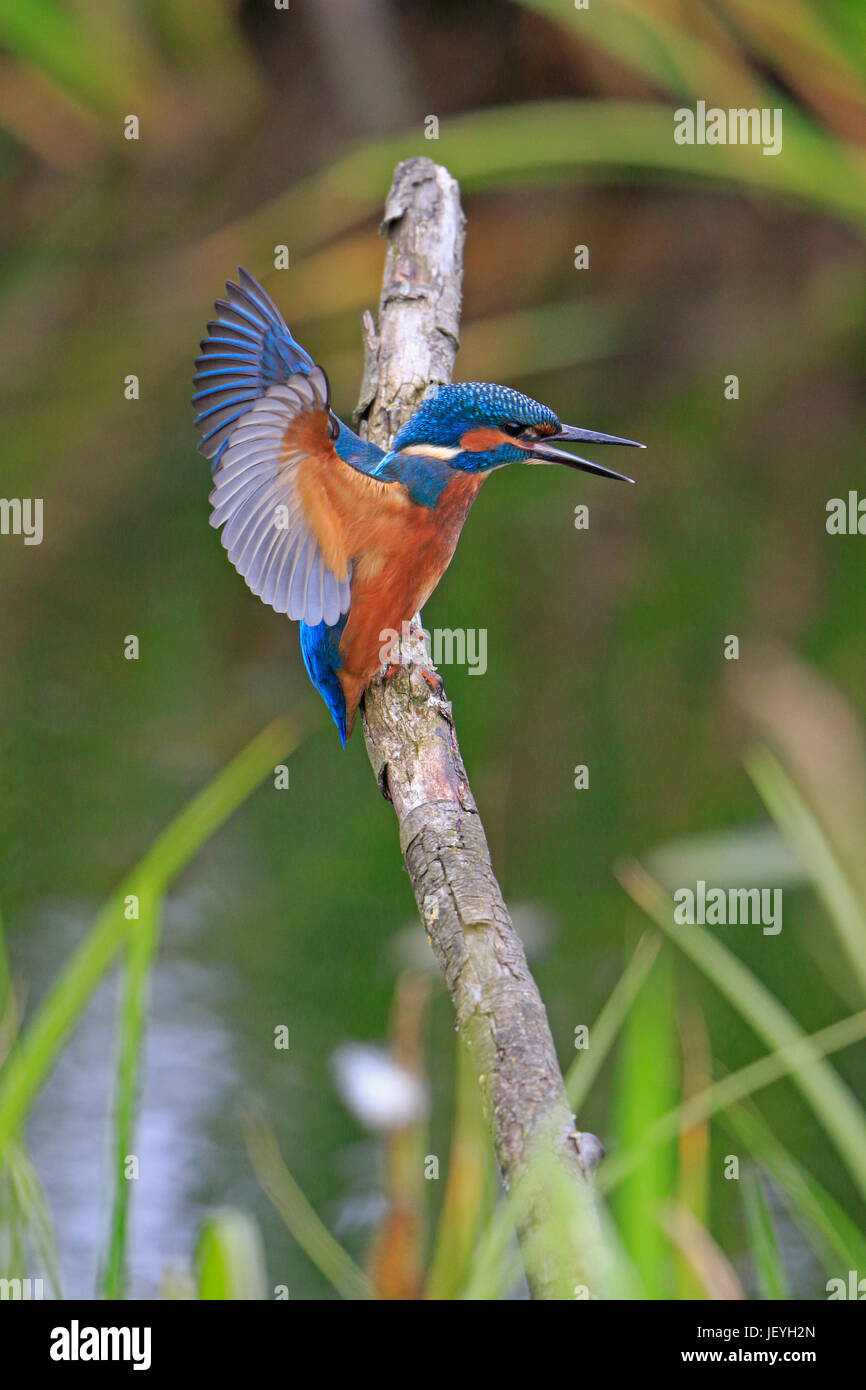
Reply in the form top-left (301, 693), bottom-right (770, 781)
top-left (0, 0), bottom-right (865, 1297)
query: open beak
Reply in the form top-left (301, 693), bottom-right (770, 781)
top-left (528, 423), bottom-right (645, 483)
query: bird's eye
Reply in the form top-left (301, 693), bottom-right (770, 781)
top-left (502, 420), bottom-right (524, 437)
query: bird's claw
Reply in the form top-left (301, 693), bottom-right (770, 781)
top-left (421, 667), bottom-right (444, 694)
top-left (407, 612), bottom-right (427, 644)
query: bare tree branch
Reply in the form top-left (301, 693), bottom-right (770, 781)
top-left (355, 157), bottom-right (601, 1298)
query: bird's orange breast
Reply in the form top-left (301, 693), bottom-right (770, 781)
top-left (336, 469), bottom-right (487, 730)
top-left (287, 423), bottom-right (487, 733)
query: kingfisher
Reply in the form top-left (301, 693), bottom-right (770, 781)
top-left (193, 269), bottom-right (643, 744)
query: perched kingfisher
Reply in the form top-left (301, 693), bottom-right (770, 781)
top-left (193, 270), bottom-right (644, 744)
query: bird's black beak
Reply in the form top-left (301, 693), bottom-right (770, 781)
top-left (528, 424), bottom-right (644, 483)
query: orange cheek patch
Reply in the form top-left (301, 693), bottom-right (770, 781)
top-left (460, 426), bottom-right (517, 452)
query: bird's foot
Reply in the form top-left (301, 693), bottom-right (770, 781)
top-left (420, 667), bottom-right (444, 694)
top-left (383, 662), bottom-right (402, 681)
top-left (407, 611), bottom-right (427, 643)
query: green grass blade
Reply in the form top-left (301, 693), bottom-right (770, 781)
top-left (742, 1168), bottom-right (790, 1300)
top-left (618, 861), bottom-right (866, 1205)
top-left (611, 947), bottom-right (678, 1298)
top-left (0, 718), bottom-right (297, 1165)
top-left (427, 1037), bottom-right (496, 1299)
top-left (195, 1209), bottom-right (268, 1300)
top-left (510, 1142), bottom-right (641, 1301)
top-left (721, 1103), bottom-right (866, 1277)
top-left (99, 894), bottom-right (164, 1301)
top-left (1, 1140), bottom-right (62, 1297)
top-left (0, 908), bottom-right (16, 1068)
top-left (599, 1010), bottom-right (866, 1193)
top-left (0, 0), bottom-right (153, 113)
top-left (459, 1204), bottom-right (525, 1301)
top-left (674, 1002), bottom-right (713, 1299)
top-left (462, 931), bottom-right (662, 1298)
top-left (747, 746), bottom-right (866, 997)
top-left (222, 95), bottom-right (866, 295)
top-left (565, 930), bottom-right (662, 1113)
top-left (245, 1110), bottom-right (374, 1301)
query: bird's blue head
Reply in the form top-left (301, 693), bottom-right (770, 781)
top-left (377, 382), bottom-right (643, 504)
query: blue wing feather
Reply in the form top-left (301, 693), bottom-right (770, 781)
top-left (193, 267), bottom-right (317, 464)
top-left (193, 267), bottom-right (385, 479)
top-left (194, 268), bottom-right (384, 744)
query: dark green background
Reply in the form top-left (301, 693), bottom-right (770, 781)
top-left (1, 0), bottom-right (864, 1296)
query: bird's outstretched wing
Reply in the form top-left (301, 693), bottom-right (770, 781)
top-left (208, 368), bottom-right (361, 627)
top-left (195, 270), bottom-right (391, 629)
top-left (193, 267), bottom-right (317, 463)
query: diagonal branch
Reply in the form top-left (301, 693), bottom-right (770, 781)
top-left (355, 157), bottom-right (601, 1299)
